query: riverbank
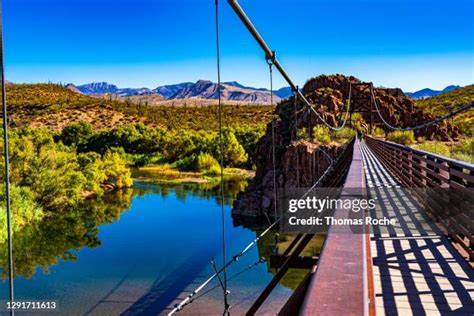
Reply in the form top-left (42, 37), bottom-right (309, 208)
top-left (132, 164), bottom-right (255, 185)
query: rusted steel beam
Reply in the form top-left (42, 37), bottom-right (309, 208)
top-left (365, 227), bottom-right (376, 316)
top-left (278, 269), bottom-right (314, 316)
top-left (280, 234), bottom-right (303, 258)
top-left (269, 254), bottom-right (318, 270)
top-left (300, 138), bottom-right (371, 316)
top-left (246, 234), bottom-right (314, 316)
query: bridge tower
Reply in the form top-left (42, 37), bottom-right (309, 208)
top-left (349, 82), bottom-right (377, 133)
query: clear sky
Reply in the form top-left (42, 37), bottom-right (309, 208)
top-left (3, 0), bottom-right (473, 91)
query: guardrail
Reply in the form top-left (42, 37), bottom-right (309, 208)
top-left (300, 138), bottom-right (373, 315)
top-left (365, 136), bottom-right (474, 262)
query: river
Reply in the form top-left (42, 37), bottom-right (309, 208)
top-left (0, 180), bottom-right (310, 315)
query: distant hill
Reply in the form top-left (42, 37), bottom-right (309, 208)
top-left (223, 81), bottom-right (292, 99)
top-left (223, 81), bottom-right (267, 91)
top-left (77, 82), bottom-right (118, 94)
top-left (153, 82), bottom-right (194, 98)
top-left (77, 82), bottom-right (153, 97)
top-left (6, 83), bottom-right (143, 130)
top-left (275, 87), bottom-right (293, 99)
top-left (170, 80), bottom-right (280, 103)
top-left (415, 85), bottom-right (474, 134)
top-left (405, 85), bottom-right (460, 99)
top-left (6, 83), bottom-right (272, 131)
top-left (74, 80), bottom-right (292, 103)
top-left (66, 83), bottom-right (84, 94)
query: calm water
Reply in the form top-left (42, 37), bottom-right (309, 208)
top-left (0, 181), bottom-right (299, 315)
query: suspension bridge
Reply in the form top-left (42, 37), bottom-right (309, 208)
top-left (0, 0), bottom-right (472, 315)
top-left (166, 1), bottom-right (473, 315)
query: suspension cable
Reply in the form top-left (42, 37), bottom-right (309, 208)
top-left (320, 82), bottom-right (352, 132)
top-left (227, 0), bottom-right (352, 132)
top-left (371, 88), bottom-right (474, 131)
top-left (267, 58), bottom-right (278, 221)
top-left (293, 88), bottom-right (300, 188)
top-left (214, 0), bottom-right (230, 314)
top-left (182, 257), bottom-right (266, 308)
top-left (0, 2), bottom-right (15, 314)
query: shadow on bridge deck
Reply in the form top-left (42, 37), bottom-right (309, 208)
top-left (361, 140), bottom-right (474, 315)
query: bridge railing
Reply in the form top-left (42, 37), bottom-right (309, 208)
top-left (365, 135), bottom-right (474, 262)
top-left (300, 138), bottom-right (373, 315)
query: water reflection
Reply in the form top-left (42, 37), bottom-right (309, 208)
top-left (134, 176), bottom-right (248, 207)
top-left (0, 189), bottom-right (133, 279)
top-left (0, 177), bottom-right (248, 281)
top-left (0, 179), bottom-right (317, 314)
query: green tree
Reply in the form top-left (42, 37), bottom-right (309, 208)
top-left (78, 152), bottom-right (107, 195)
top-left (58, 122), bottom-right (95, 151)
top-left (313, 126), bottom-right (331, 144)
top-left (221, 129), bottom-right (248, 166)
top-left (25, 145), bottom-right (87, 210)
top-left (234, 126), bottom-right (265, 168)
top-left (101, 150), bottom-right (133, 188)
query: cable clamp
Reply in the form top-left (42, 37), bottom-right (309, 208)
top-left (292, 85), bottom-right (299, 94)
top-left (266, 51), bottom-right (276, 65)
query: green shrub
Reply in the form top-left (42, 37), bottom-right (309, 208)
top-left (203, 164), bottom-right (222, 176)
top-left (451, 136), bottom-right (474, 162)
top-left (415, 142), bottom-right (450, 157)
top-left (25, 144), bottom-right (87, 210)
top-left (297, 127), bottom-right (308, 140)
top-left (371, 127), bottom-right (385, 138)
top-left (350, 113), bottom-right (367, 133)
top-left (101, 150), bottom-right (133, 188)
top-left (58, 121), bottom-right (95, 150)
top-left (234, 126), bottom-right (265, 168)
top-left (0, 184), bottom-right (43, 245)
top-left (78, 152), bottom-right (107, 194)
top-left (173, 155), bottom-right (198, 171)
top-left (221, 129), bottom-right (248, 167)
top-left (1, 128), bottom-right (133, 211)
top-left (451, 152), bottom-right (472, 163)
top-left (197, 153), bottom-right (220, 171)
top-left (313, 126), bottom-right (331, 144)
top-left (387, 130), bottom-right (415, 145)
top-left (334, 127), bottom-right (356, 141)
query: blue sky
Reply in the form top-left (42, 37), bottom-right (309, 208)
top-left (3, 0), bottom-right (473, 91)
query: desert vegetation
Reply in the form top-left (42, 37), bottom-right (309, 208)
top-left (57, 122), bottom-right (265, 171)
top-left (415, 85), bottom-right (474, 135)
top-left (0, 127), bottom-right (132, 245)
top-left (371, 129), bottom-right (473, 162)
top-left (7, 84), bottom-right (273, 131)
top-left (413, 137), bottom-right (473, 163)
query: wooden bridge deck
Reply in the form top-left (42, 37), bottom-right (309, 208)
top-left (360, 140), bottom-right (474, 315)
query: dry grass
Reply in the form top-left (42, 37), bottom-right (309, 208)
top-left (25, 105), bottom-right (143, 131)
top-left (96, 93), bottom-right (272, 107)
top-left (6, 84), bottom-right (273, 131)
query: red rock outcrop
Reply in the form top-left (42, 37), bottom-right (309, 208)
top-left (232, 75), bottom-right (461, 219)
top-left (303, 74), bottom-right (459, 140)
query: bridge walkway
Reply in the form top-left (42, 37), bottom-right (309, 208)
top-left (360, 140), bottom-right (474, 315)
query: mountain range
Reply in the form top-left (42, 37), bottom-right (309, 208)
top-left (71, 80), bottom-right (293, 103)
top-left (75, 82), bottom-right (154, 97)
top-left (169, 80), bottom-right (283, 103)
top-left (405, 85), bottom-right (460, 99)
top-left (66, 81), bottom-right (463, 103)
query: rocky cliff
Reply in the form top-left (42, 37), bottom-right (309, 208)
top-left (232, 75), bottom-right (461, 219)
top-left (302, 74), bottom-right (459, 140)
